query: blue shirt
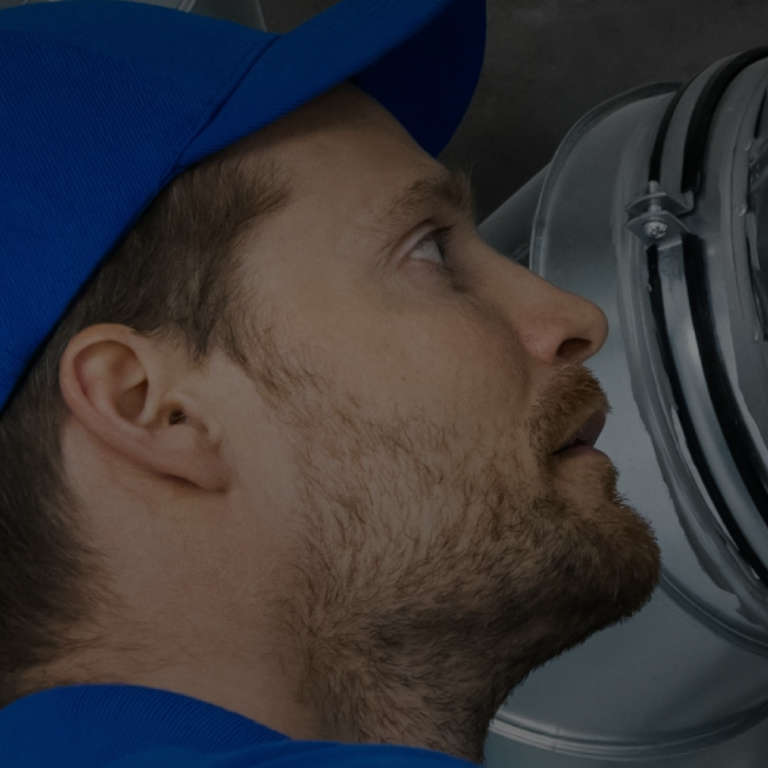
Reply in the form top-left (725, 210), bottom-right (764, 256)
top-left (0, 684), bottom-right (477, 767)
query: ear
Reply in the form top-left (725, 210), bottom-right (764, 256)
top-left (59, 324), bottom-right (230, 492)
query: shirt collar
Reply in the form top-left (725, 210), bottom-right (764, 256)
top-left (0, 683), bottom-right (288, 762)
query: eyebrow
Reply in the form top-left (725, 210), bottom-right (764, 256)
top-left (372, 167), bottom-right (477, 233)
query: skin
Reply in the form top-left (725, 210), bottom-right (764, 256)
top-left (52, 85), bottom-right (660, 764)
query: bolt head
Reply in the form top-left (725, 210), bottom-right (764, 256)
top-left (642, 219), bottom-right (668, 240)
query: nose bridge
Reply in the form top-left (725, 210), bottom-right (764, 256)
top-left (483, 246), bottom-right (609, 366)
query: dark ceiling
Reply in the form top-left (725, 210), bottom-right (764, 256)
top-left (260, 0), bottom-right (768, 220)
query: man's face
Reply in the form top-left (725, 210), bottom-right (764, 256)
top-left (219, 85), bottom-right (660, 744)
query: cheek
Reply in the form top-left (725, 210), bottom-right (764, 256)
top-left (330, 298), bottom-right (533, 435)
top-left (261, 250), bottom-right (534, 441)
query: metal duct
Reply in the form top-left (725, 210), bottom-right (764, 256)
top-left (481, 50), bottom-right (768, 768)
top-left (0, 0), bottom-right (267, 29)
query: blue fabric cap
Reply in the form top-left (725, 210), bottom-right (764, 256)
top-left (0, 0), bottom-right (485, 412)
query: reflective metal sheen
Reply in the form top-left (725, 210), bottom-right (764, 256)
top-left (0, 0), bottom-right (267, 29)
top-left (481, 52), bottom-right (768, 768)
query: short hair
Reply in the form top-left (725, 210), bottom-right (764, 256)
top-left (0, 145), bottom-right (289, 708)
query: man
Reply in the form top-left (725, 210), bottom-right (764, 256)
top-left (0, 0), bottom-right (661, 766)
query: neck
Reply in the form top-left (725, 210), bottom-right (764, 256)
top-left (286, 611), bottom-right (555, 764)
top-left (27, 595), bottom-right (557, 764)
top-left (303, 657), bottom-right (515, 763)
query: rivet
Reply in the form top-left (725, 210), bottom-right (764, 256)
top-left (642, 219), bottom-right (668, 240)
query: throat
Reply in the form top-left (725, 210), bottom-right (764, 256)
top-left (289, 614), bottom-right (542, 764)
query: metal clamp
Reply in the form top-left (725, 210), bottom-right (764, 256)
top-left (626, 182), bottom-right (692, 246)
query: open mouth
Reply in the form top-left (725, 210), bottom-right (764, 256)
top-left (551, 407), bottom-right (607, 456)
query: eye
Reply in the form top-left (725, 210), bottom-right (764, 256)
top-left (409, 226), bottom-right (454, 268)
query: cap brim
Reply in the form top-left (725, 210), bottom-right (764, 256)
top-left (178, 0), bottom-right (485, 169)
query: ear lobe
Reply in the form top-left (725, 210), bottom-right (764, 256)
top-left (60, 324), bottom-right (230, 492)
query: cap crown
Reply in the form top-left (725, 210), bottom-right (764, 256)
top-left (0, 0), bottom-right (484, 411)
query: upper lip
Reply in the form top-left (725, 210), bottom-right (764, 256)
top-left (551, 407), bottom-right (607, 454)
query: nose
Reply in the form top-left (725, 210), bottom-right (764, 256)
top-left (484, 247), bottom-right (609, 366)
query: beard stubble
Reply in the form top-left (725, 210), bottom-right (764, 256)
top-left (250, 340), bottom-right (661, 762)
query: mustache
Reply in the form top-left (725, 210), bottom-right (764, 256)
top-left (526, 364), bottom-right (611, 459)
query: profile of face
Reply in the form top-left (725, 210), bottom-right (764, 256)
top-left (59, 83), bottom-right (661, 763)
top-left (212, 86), bottom-right (661, 751)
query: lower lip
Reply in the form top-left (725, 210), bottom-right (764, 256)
top-left (553, 445), bottom-right (606, 459)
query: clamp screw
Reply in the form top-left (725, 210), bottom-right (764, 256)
top-left (642, 219), bottom-right (668, 240)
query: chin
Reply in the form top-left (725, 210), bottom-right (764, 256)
top-left (502, 454), bottom-right (660, 652)
top-left (555, 479), bottom-right (661, 633)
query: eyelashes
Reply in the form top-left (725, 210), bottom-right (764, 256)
top-left (399, 221), bottom-right (472, 293)
top-left (410, 224), bottom-right (457, 271)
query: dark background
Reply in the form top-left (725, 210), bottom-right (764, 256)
top-left (260, 0), bottom-right (768, 220)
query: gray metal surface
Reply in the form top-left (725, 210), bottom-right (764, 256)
top-left (479, 53), bottom-right (768, 768)
top-left (0, 0), bottom-right (267, 28)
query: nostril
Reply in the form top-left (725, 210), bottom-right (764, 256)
top-left (556, 337), bottom-right (594, 363)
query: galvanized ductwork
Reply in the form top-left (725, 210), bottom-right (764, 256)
top-left (0, 0), bottom-right (266, 29)
top-left (481, 50), bottom-right (768, 768)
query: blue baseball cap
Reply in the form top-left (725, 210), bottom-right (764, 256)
top-left (0, 0), bottom-right (485, 412)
